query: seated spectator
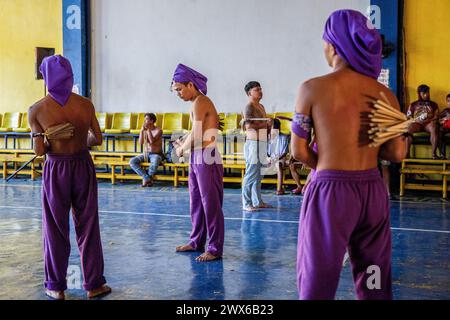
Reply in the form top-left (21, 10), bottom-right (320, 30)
top-left (267, 119), bottom-right (303, 195)
top-left (129, 113), bottom-right (163, 187)
top-left (438, 93), bottom-right (450, 159)
top-left (406, 84), bottom-right (442, 159)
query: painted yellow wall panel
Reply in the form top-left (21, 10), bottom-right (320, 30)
top-left (404, 0), bottom-right (450, 109)
top-left (0, 0), bottom-right (62, 113)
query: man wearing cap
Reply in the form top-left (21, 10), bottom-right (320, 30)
top-left (171, 63), bottom-right (225, 262)
top-left (29, 55), bottom-right (111, 299)
top-left (406, 84), bottom-right (442, 159)
top-left (291, 10), bottom-right (407, 299)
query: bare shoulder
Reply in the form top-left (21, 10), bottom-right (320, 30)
top-left (73, 94), bottom-right (95, 109)
top-left (28, 97), bottom-right (48, 116)
top-left (373, 82), bottom-right (400, 109)
top-left (194, 95), bottom-right (215, 111)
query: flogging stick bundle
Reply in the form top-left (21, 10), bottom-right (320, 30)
top-left (368, 92), bottom-right (413, 148)
top-left (32, 122), bottom-right (75, 144)
top-left (7, 123), bottom-right (75, 182)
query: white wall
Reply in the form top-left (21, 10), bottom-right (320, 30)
top-left (91, 0), bottom-right (370, 114)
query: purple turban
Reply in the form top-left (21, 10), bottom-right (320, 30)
top-left (39, 55), bottom-right (74, 106)
top-left (323, 9), bottom-right (382, 79)
top-left (172, 63), bottom-right (208, 95)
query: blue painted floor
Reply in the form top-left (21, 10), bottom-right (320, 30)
top-left (0, 180), bottom-right (448, 300)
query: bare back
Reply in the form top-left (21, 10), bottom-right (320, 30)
top-left (299, 68), bottom-right (400, 171)
top-left (29, 93), bottom-right (102, 155)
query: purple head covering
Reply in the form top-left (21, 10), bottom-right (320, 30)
top-left (323, 9), bottom-right (382, 79)
top-left (39, 55), bottom-right (74, 106)
top-left (172, 63), bottom-right (208, 95)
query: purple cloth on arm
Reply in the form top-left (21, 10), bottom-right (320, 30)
top-left (291, 113), bottom-right (313, 140)
top-left (39, 55), bottom-right (74, 106)
top-left (297, 168), bottom-right (392, 300)
top-left (172, 63), bottom-right (208, 95)
top-left (323, 9), bottom-right (382, 79)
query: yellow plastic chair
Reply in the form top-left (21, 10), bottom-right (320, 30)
top-left (221, 113), bottom-right (240, 135)
top-left (95, 112), bottom-right (111, 133)
top-left (155, 113), bottom-right (163, 128)
top-left (0, 112), bottom-right (21, 132)
top-left (130, 113), bottom-right (146, 134)
top-left (14, 112), bottom-right (31, 132)
top-left (162, 113), bottom-right (187, 135)
top-left (104, 113), bottom-right (132, 134)
top-left (274, 112), bottom-right (294, 135)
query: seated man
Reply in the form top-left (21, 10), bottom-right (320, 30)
top-left (268, 118), bottom-right (303, 195)
top-left (438, 94), bottom-right (450, 158)
top-left (129, 113), bottom-right (163, 186)
top-left (406, 85), bottom-right (441, 159)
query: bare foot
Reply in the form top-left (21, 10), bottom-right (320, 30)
top-left (243, 206), bottom-right (258, 212)
top-left (45, 289), bottom-right (65, 300)
top-left (257, 203), bottom-right (273, 209)
top-left (142, 177), bottom-right (153, 187)
top-left (196, 252), bottom-right (220, 262)
top-left (87, 284), bottom-right (112, 299)
top-left (176, 244), bottom-right (196, 252)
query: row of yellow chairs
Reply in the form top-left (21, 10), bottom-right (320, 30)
top-left (0, 112), bottom-right (30, 133)
top-left (98, 112), bottom-right (294, 135)
top-left (0, 112), bottom-right (294, 135)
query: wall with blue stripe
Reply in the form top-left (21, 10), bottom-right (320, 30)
top-left (370, 0), bottom-right (400, 97)
top-left (63, 0), bottom-right (89, 97)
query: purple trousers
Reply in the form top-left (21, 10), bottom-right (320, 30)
top-left (42, 150), bottom-right (106, 291)
top-left (297, 169), bottom-right (392, 300)
top-left (188, 148), bottom-right (225, 257)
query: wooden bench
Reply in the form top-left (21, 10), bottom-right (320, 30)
top-left (400, 158), bottom-right (450, 198)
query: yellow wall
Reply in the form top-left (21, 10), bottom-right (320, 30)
top-left (0, 0), bottom-right (62, 113)
top-left (404, 0), bottom-right (450, 108)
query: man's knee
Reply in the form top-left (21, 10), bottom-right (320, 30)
top-left (129, 157), bottom-right (140, 166)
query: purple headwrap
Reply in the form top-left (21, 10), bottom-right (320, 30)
top-left (39, 55), bottom-right (74, 106)
top-left (323, 9), bottom-right (382, 79)
top-left (172, 63), bottom-right (208, 95)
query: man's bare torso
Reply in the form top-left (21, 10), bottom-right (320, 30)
top-left (243, 103), bottom-right (268, 141)
top-left (145, 127), bottom-right (163, 154)
top-left (192, 95), bottom-right (220, 149)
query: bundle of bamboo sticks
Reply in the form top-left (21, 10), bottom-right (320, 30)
top-left (368, 92), bottom-right (412, 147)
top-left (32, 122), bottom-right (75, 143)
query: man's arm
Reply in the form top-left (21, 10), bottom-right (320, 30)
top-left (379, 90), bottom-right (408, 162)
top-left (147, 128), bottom-right (163, 145)
top-left (431, 103), bottom-right (439, 121)
top-left (138, 127), bottom-right (146, 146)
top-left (87, 104), bottom-right (103, 147)
top-left (28, 105), bottom-right (48, 156)
top-left (406, 103), bottom-right (414, 118)
top-left (291, 82), bottom-right (318, 169)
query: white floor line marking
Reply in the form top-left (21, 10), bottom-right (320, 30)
top-left (0, 205), bottom-right (449, 234)
top-left (1, 184), bottom-right (448, 205)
